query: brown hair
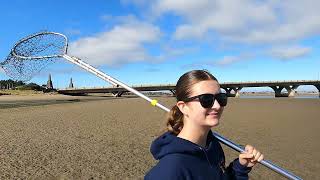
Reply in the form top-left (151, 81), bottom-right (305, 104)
top-left (166, 70), bottom-right (218, 135)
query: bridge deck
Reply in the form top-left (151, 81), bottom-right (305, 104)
top-left (57, 80), bottom-right (320, 96)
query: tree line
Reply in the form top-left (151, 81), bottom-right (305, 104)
top-left (0, 79), bottom-right (44, 91)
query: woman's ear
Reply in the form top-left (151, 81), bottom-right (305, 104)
top-left (177, 101), bottom-right (188, 116)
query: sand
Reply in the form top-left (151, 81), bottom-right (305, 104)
top-left (0, 95), bottom-right (319, 179)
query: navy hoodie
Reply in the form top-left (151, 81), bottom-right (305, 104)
top-left (145, 131), bottom-right (251, 180)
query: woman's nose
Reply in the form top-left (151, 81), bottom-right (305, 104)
top-left (212, 99), bottom-right (221, 109)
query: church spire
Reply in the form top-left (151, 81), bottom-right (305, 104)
top-left (69, 77), bottom-right (74, 88)
top-left (47, 74), bottom-right (53, 89)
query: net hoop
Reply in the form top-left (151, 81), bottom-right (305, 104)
top-left (10, 31), bottom-right (68, 60)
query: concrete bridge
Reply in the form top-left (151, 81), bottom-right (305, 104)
top-left (57, 80), bottom-right (320, 98)
top-left (220, 80), bottom-right (320, 97)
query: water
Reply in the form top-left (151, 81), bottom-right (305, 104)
top-left (239, 95), bottom-right (274, 99)
top-left (239, 95), bottom-right (319, 99)
top-left (294, 95), bottom-right (319, 99)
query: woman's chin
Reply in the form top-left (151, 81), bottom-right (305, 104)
top-left (206, 117), bottom-right (220, 127)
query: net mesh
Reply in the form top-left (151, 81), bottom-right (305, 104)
top-left (13, 32), bottom-right (67, 58)
top-left (0, 32), bottom-right (67, 82)
top-left (1, 53), bottom-right (58, 82)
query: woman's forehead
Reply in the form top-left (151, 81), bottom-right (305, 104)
top-left (190, 80), bottom-right (220, 95)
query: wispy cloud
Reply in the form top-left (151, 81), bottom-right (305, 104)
top-left (144, 67), bottom-right (161, 72)
top-left (269, 46), bottom-right (312, 60)
top-left (121, 0), bottom-right (149, 6)
top-left (100, 15), bottom-right (113, 22)
top-left (213, 53), bottom-right (253, 67)
top-left (37, 66), bottom-right (84, 76)
top-left (65, 28), bottom-right (81, 36)
top-left (151, 46), bottom-right (199, 63)
top-left (182, 53), bottom-right (253, 69)
top-left (100, 14), bottom-right (137, 23)
top-left (215, 55), bottom-right (244, 66)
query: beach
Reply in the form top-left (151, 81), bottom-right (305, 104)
top-left (0, 95), bottom-right (319, 179)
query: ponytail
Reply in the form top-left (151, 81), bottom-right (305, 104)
top-left (166, 105), bottom-right (184, 135)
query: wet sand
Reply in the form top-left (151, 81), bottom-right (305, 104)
top-left (0, 95), bottom-right (319, 179)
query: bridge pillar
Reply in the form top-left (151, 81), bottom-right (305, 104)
top-left (233, 87), bottom-right (242, 98)
top-left (223, 88), bottom-right (235, 97)
top-left (314, 85), bottom-right (320, 98)
top-left (270, 86), bottom-right (285, 97)
top-left (284, 85), bottom-right (299, 97)
top-left (170, 90), bottom-right (176, 96)
top-left (112, 91), bottom-right (124, 97)
top-left (223, 87), bottom-right (242, 97)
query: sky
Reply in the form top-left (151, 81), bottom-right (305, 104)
top-left (0, 0), bottom-right (320, 91)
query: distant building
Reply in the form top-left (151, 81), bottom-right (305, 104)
top-left (69, 78), bottom-right (74, 88)
top-left (47, 74), bottom-right (53, 89)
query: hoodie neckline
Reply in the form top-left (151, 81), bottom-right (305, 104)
top-left (150, 130), bottom-right (217, 160)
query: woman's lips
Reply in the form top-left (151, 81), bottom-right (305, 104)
top-left (206, 112), bottom-right (219, 116)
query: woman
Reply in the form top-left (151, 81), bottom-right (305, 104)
top-left (145, 70), bottom-right (264, 180)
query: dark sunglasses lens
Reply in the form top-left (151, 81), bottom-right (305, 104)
top-left (199, 94), bottom-right (214, 108)
top-left (216, 93), bottom-right (227, 106)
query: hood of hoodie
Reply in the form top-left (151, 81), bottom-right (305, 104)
top-left (150, 130), bottom-right (222, 163)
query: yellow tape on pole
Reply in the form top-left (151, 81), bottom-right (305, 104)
top-left (151, 99), bottom-right (158, 106)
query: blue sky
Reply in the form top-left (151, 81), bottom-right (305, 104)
top-left (0, 0), bottom-right (320, 91)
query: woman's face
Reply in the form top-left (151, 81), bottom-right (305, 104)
top-left (181, 80), bottom-right (224, 128)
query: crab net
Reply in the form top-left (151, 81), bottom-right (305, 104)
top-left (0, 32), bottom-right (68, 81)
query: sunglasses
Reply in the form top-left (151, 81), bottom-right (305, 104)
top-left (183, 93), bottom-right (228, 108)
